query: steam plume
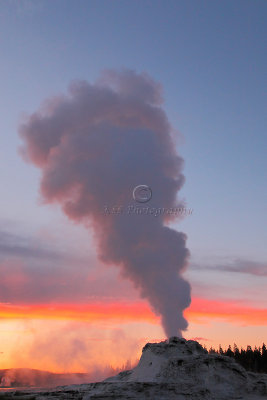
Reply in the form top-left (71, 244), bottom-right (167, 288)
top-left (19, 69), bottom-right (191, 337)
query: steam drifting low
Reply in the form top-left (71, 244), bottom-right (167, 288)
top-left (19, 69), bottom-right (191, 337)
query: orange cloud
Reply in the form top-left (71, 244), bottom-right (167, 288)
top-left (0, 302), bottom-right (157, 323)
top-left (186, 298), bottom-right (267, 326)
top-left (0, 298), bottom-right (265, 326)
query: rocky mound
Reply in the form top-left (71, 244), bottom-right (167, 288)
top-left (1, 338), bottom-right (266, 399)
top-left (84, 337), bottom-right (267, 399)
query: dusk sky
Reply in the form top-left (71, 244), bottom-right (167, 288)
top-left (0, 0), bottom-right (266, 375)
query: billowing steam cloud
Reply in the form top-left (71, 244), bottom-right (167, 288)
top-left (19, 69), bottom-right (191, 337)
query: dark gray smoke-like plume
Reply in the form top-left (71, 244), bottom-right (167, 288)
top-left (19, 69), bottom-right (191, 337)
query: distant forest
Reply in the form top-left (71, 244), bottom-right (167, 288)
top-left (205, 343), bottom-right (267, 374)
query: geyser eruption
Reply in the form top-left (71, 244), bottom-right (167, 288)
top-left (19, 69), bottom-right (191, 337)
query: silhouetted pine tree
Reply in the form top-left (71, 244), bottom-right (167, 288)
top-left (226, 345), bottom-right (234, 358)
top-left (208, 343), bottom-right (267, 373)
top-left (262, 343), bottom-right (267, 373)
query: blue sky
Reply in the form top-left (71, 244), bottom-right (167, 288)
top-left (0, 0), bottom-right (266, 300)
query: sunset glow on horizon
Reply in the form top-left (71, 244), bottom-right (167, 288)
top-left (0, 298), bottom-right (266, 326)
top-left (0, 296), bottom-right (266, 373)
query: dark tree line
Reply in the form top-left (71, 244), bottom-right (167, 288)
top-left (205, 343), bottom-right (267, 373)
